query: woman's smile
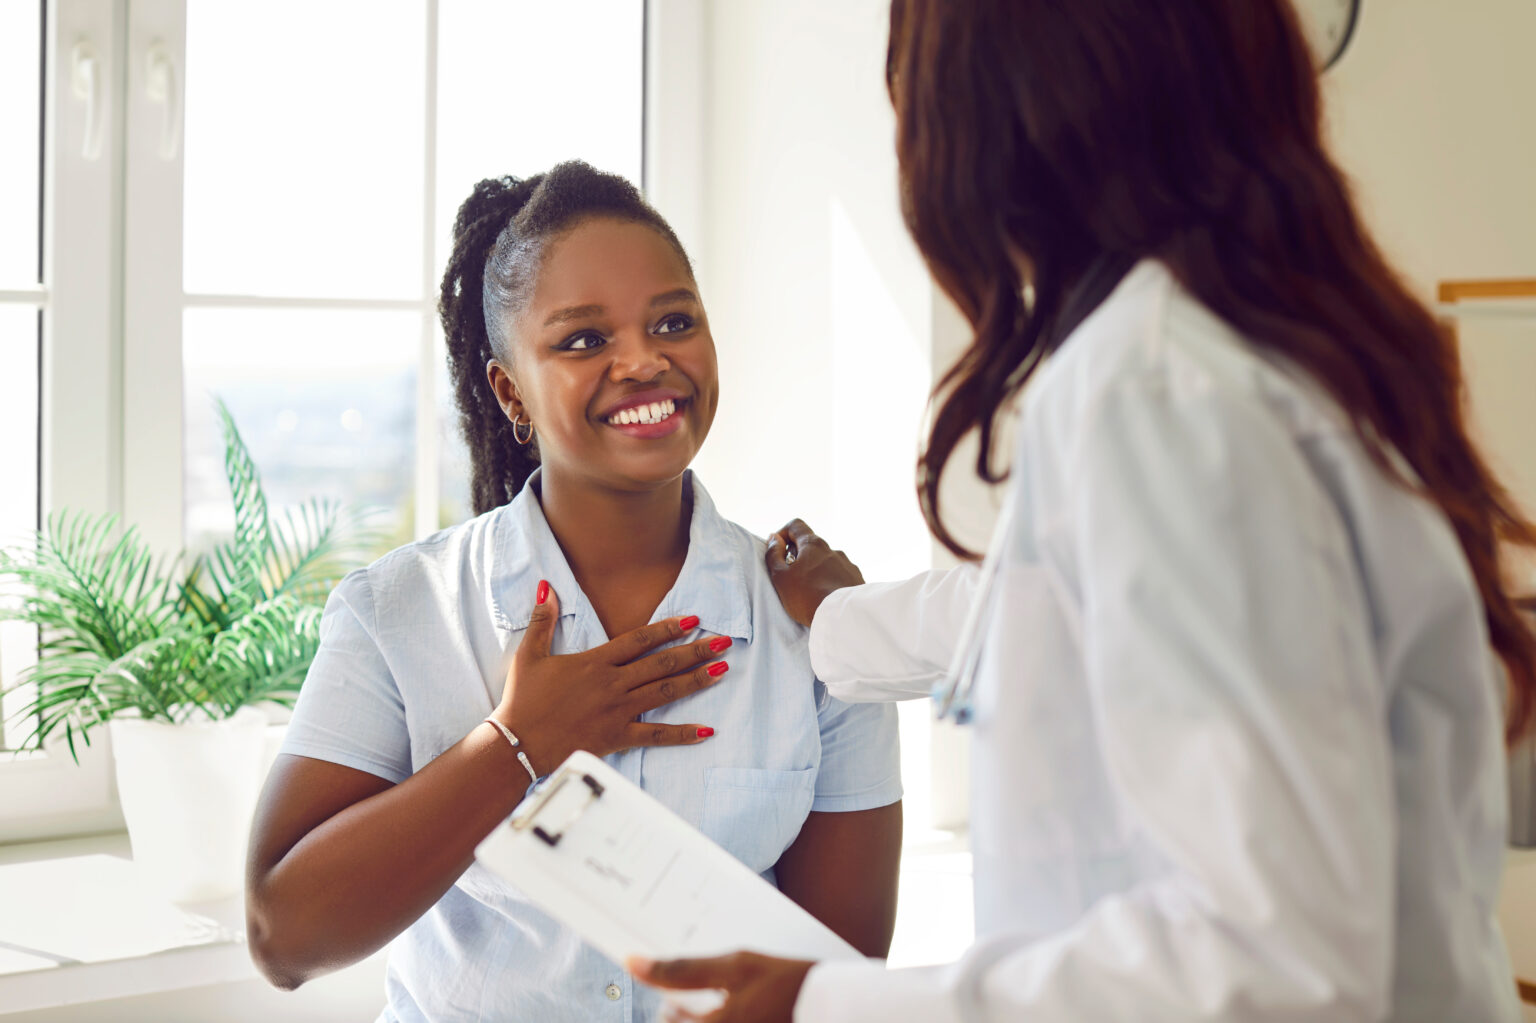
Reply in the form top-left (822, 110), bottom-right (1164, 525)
top-left (600, 390), bottom-right (691, 438)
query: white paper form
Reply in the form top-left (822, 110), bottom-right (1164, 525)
top-left (475, 751), bottom-right (864, 971)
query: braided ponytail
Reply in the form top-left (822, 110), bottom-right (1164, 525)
top-left (439, 175), bottom-right (544, 515)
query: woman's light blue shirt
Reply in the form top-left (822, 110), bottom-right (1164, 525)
top-left (280, 470), bottom-right (902, 1022)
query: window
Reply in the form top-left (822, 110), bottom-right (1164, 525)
top-left (0, 0), bottom-right (121, 842)
top-left (0, 1), bottom-right (43, 754)
top-left (0, 0), bottom-right (645, 842)
top-left (151, 0), bottom-right (644, 557)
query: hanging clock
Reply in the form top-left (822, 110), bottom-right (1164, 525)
top-left (1293, 0), bottom-right (1362, 72)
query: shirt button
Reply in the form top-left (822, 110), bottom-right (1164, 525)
top-left (605, 983), bottom-right (622, 1001)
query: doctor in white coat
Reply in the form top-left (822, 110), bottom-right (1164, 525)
top-left (631, 0), bottom-right (1536, 1020)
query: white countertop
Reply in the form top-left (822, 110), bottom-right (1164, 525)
top-left (0, 832), bottom-right (256, 1015)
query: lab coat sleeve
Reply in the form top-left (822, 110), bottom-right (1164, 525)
top-left (806, 565), bottom-right (982, 703)
top-left (796, 375), bottom-right (1396, 1021)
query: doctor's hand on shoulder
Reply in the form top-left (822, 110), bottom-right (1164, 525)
top-left (766, 519), bottom-right (864, 627)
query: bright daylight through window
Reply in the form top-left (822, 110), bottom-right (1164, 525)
top-left (0, 0), bottom-right (643, 839)
top-left (179, 0), bottom-right (643, 557)
top-left (0, 1), bottom-right (42, 754)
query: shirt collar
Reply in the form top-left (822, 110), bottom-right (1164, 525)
top-left (489, 468), bottom-right (754, 643)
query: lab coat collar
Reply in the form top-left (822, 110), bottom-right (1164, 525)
top-left (489, 468), bottom-right (754, 644)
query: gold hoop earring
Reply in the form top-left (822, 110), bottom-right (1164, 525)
top-left (512, 415), bottom-right (534, 446)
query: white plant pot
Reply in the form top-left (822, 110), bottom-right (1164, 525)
top-left (108, 706), bottom-right (268, 903)
top-left (253, 700), bottom-right (293, 785)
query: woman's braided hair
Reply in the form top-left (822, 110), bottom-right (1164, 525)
top-left (439, 161), bottom-right (692, 515)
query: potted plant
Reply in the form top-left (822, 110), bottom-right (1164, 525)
top-left (0, 401), bottom-right (372, 902)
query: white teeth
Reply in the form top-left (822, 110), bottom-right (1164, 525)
top-left (609, 399), bottom-right (678, 426)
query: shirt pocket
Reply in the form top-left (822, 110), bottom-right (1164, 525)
top-left (699, 766), bottom-right (816, 876)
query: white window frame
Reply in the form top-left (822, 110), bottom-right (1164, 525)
top-left (2, 0), bottom-right (444, 842)
top-left (120, 0), bottom-right (445, 556)
top-left (2, 0), bottom-right (655, 843)
top-left (0, 0), bottom-right (124, 843)
top-left (642, 0), bottom-right (706, 278)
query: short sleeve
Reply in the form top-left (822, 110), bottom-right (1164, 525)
top-left (280, 568), bottom-right (412, 784)
top-left (810, 685), bottom-right (902, 813)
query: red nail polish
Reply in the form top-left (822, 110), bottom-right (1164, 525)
top-left (679, 614), bottom-right (700, 631)
top-left (696, 727), bottom-right (715, 738)
top-left (707, 662), bottom-right (729, 677)
top-left (536, 580), bottom-right (549, 605)
top-left (708, 636), bottom-right (732, 653)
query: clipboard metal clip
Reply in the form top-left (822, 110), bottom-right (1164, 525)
top-left (510, 767), bottom-right (606, 848)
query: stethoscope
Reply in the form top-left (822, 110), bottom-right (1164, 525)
top-left (929, 252), bottom-right (1138, 725)
top-left (930, 482), bottom-right (1018, 724)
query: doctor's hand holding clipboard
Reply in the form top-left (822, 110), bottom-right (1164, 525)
top-left (631, 0), bottom-right (1536, 1021)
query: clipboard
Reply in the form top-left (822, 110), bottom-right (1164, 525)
top-left (475, 751), bottom-right (863, 999)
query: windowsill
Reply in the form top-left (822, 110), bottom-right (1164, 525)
top-left (0, 831), bottom-right (256, 1015)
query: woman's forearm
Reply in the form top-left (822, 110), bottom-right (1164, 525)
top-left (246, 724), bottom-right (531, 988)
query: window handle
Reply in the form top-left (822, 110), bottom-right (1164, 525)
top-left (70, 41), bottom-right (104, 161)
top-left (145, 41), bottom-right (182, 161)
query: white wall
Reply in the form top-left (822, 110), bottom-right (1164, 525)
top-left (1325, 0), bottom-right (1536, 573)
top-left (683, 0), bottom-right (934, 586)
top-left (652, 0), bottom-right (961, 832)
top-left (1324, 0), bottom-right (1536, 296)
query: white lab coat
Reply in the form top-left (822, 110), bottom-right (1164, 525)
top-left (795, 260), bottom-right (1520, 1022)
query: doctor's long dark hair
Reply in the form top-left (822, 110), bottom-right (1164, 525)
top-left (889, 0), bottom-right (1536, 742)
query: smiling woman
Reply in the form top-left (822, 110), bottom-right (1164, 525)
top-left (242, 161), bottom-right (903, 1022)
top-left (489, 217), bottom-right (717, 534)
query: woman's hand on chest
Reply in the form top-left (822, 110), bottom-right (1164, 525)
top-left (491, 580), bottom-right (736, 774)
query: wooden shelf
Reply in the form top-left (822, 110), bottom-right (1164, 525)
top-left (1439, 279), bottom-right (1536, 303)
